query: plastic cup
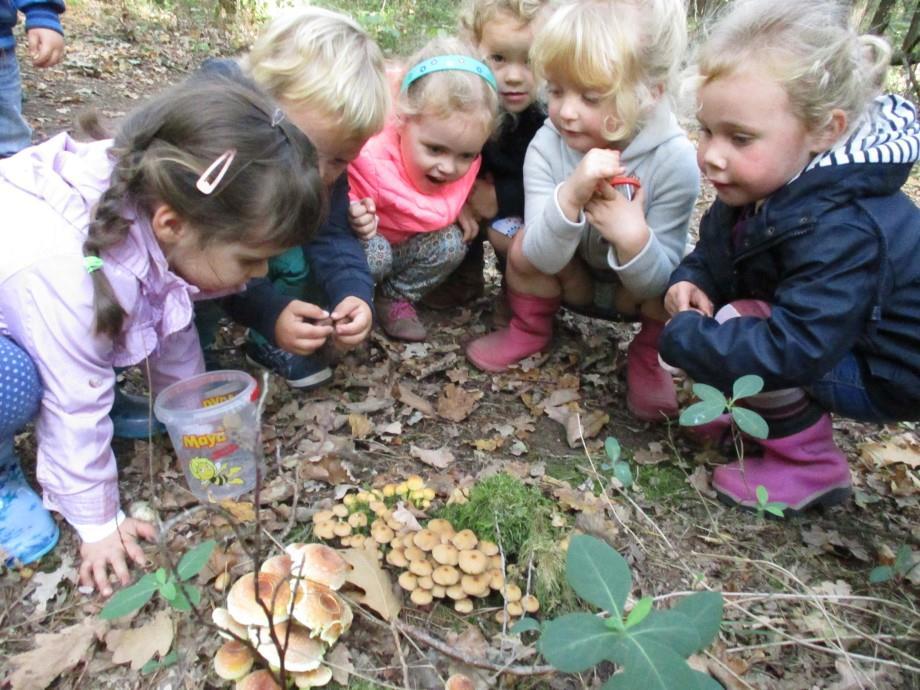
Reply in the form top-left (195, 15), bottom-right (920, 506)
top-left (154, 370), bottom-right (264, 501)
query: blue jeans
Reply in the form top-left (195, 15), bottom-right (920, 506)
top-left (0, 46), bottom-right (32, 157)
top-left (807, 353), bottom-right (891, 424)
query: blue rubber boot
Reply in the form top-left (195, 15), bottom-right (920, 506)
top-left (0, 439), bottom-right (58, 565)
top-left (111, 386), bottom-right (165, 439)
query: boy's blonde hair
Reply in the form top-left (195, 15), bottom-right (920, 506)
top-left (244, 6), bottom-right (390, 142)
top-left (695, 0), bottom-right (890, 132)
top-left (531, 0), bottom-right (687, 142)
top-left (398, 37), bottom-right (501, 133)
top-left (459, 0), bottom-right (551, 43)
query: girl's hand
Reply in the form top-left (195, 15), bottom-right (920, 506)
top-left (466, 179), bottom-right (498, 221)
top-left (330, 296), bottom-right (373, 349)
top-left (27, 28), bottom-right (64, 68)
top-left (457, 204), bottom-right (481, 243)
top-left (348, 198), bottom-right (379, 240)
top-left (79, 518), bottom-right (157, 598)
top-left (558, 149), bottom-right (624, 220)
top-left (275, 301), bottom-right (335, 355)
top-left (665, 281), bottom-right (714, 317)
top-left (585, 184), bottom-right (649, 264)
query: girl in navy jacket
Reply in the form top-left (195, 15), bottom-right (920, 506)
top-left (660, 0), bottom-right (920, 514)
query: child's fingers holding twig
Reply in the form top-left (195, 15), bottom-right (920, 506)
top-left (275, 301), bottom-right (334, 354)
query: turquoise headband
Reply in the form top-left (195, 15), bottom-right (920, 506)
top-left (401, 55), bottom-right (498, 93)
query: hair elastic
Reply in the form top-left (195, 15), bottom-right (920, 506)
top-left (401, 54), bottom-right (497, 93)
top-left (271, 108), bottom-right (285, 127)
top-left (84, 256), bottom-right (104, 274)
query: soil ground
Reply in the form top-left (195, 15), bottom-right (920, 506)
top-left (2, 3), bottom-right (919, 689)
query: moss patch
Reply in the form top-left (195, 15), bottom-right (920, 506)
top-left (637, 464), bottom-right (689, 501)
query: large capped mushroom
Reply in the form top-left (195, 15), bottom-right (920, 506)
top-left (292, 665), bottom-right (333, 688)
top-left (213, 607), bottom-right (248, 641)
top-left (290, 580), bottom-right (353, 645)
top-left (235, 669), bottom-right (282, 690)
top-left (285, 543), bottom-right (350, 591)
top-left (249, 622), bottom-right (325, 672)
top-left (227, 572), bottom-right (292, 627)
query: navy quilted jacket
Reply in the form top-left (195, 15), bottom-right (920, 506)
top-left (0, 1), bottom-right (64, 51)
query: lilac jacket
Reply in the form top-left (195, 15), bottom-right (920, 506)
top-left (0, 134), bottom-right (219, 531)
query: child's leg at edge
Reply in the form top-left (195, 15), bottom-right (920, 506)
top-left (0, 48), bottom-right (32, 157)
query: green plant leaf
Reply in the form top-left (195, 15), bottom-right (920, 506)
top-left (894, 544), bottom-right (913, 574)
top-left (626, 609), bottom-right (700, 658)
top-left (168, 586), bottom-right (192, 612)
top-left (99, 574), bottom-right (158, 620)
top-left (154, 568), bottom-right (167, 584)
top-left (691, 383), bottom-right (727, 405)
top-left (679, 399), bottom-right (726, 427)
top-left (672, 592), bottom-right (724, 651)
top-left (182, 584), bottom-right (201, 607)
top-left (613, 461), bottom-right (634, 488)
top-left (766, 505), bottom-right (786, 518)
top-left (732, 375), bottom-right (764, 400)
top-left (755, 485), bottom-right (769, 505)
top-left (510, 617), bottom-right (541, 635)
top-left (566, 535), bottom-right (631, 617)
top-left (141, 650), bottom-right (178, 675)
top-left (177, 539), bottom-right (217, 581)
top-left (603, 636), bottom-right (702, 690)
top-left (605, 437), bottom-right (621, 464)
top-left (540, 613), bottom-right (617, 673)
top-left (731, 407), bottom-right (769, 439)
top-left (160, 580), bottom-right (177, 601)
top-left (869, 565), bottom-right (893, 584)
top-left (624, 597), bottom-right (653, 629)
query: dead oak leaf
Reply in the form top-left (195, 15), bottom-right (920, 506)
top-left (410, 444), bottom-right (455, 470)
top-left (30, 555), bottom-right (77, 614)
top-left (859, 435), bottom-right (920, 469)
top-left (218, 500), bottom-right (256, 522)
top-left (106, 609), bottom-right (174, 671)
top-left (299, 455), bottom-right (352, 486)
top-left (341, 548), bottom-right (402, 621)
top-left (326, 643), bottom-right (354, 685)
top-left (470, 437), bottom-right (504, 452)
top-left (347, 413), bottom-right (374, 439)
top-left (545, 404), bottom-right (609, 448)
top-left (634, 441), bottom-right (669, 465)
top-left (8, 618), bottom-right (109, 689)
top-left (436, 384), bottom-right (483, 422)
top-left (394, 383), bottom-right (436, 417)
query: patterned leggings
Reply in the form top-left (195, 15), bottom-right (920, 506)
top-left (363, 225), bottom-right (467, 302)
top-left (0, 335), bottom-right (41, 442)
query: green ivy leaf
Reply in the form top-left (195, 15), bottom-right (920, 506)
top-left (731, 407), bottom-right (769, 439)
top-left (604, 437), bottom-right (621, 464)
top-left (869, 565), bottom-right (893, 584)
top-left (100, 574), bottom-right (158, 620)
top-left (679, 399), bottom-right (726, 427)
top-left (755, 485), bottom-right (769, 505)
top-left (540, 613), bottom-right (617, 673)
top-left (732, 375), bottom-right (764, 400)
top-left (160, 580), bottom-right (177, 601)
top-left (626, 609), bottom-right (700, 658)
top-left (603, 636), bottom-right (702, 690)
top-left (177, 540), bottom-right (217, 581)
top-left (672, 591), bottom-right (724, 651)
top-left (691, 383), bottom-right (727, 405)
top-left (613, 461), bottom-right (634, 488)
top-left (566, 535), bottom-right (631, 617)
top-left (510, 617), bottom-right (541, 635)
top-left (141, 650), bottom-right (178, 675)
top-left (624, 597), bottom-right (653, 629)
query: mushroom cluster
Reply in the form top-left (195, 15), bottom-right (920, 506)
top-left (311, 476), bottom-right (435, 554)
top-left (388, 520), bottom-right (540, 620)
top-left (211, 543), bottom-right (352, 689)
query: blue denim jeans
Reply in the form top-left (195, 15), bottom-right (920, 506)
top-left (807, 353), bottom-right (891, 424)
top-left (0, 46), bottom-right (32, 157)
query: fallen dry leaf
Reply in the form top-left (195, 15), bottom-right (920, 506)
top-left (686, 465), bottom-right (716, 498)
top-left (30, 555), bottom-right (77, 614)
top-left (859, 435), bottom-right (920, 469)
top-left (545, 404), bottom-right (609, 448)
top-left (106, 609), bottom-right (173, 671)
top-left (544, 388), bottom-right (581, 407)
top-left (470, 437), bottom-right (503, 452)
top-left (326, 643), bottom-right (354, 685)
top-left (218, 500), bottom-right (255, 522)
top-left (347, 413), bottom-right (374, 439)
top-left (7, 618), bottom-right (109, 689)
top-left (410, 444), bottom-right (455, 469)
top-left (436, 384), bottom-right (483, 422)
top-left (634, 441), bottom-right (670, 465)
top-left (299, 455), bottom-right (352, 485)
top-left (341, 548), bottom-right (402, 621)
top-left (391, 502), bottom-right (423, 531)
top-left (394, 383), bottom-right (436, 417)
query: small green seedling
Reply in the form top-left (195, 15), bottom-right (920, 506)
top-left (754, 485), bottom-right (786, 519)
top-left (515, 535), bottom-right (724, 689)
top-left (679, 374), bottom-right (769, 440)
top-left (601, 437), bottom-right (634, 488)
top-left (870, 544), bottom-right (918, 585)
top-left (100, 540), bottom-right (216, 619)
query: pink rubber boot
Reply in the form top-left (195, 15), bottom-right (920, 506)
top-left (626, 318), bottom-right (679, 422)
top-left (684, 414), bottom-right (733, 446)
top-left (712, 412), bottom-right (851, 514)
top-left (465, 288), bottom-right (560, 372)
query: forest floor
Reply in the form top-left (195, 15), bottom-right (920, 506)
top-left (1, 2), bottom-right (918, 689)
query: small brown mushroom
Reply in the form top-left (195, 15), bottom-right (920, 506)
top-left (332, 504), bottom-right (349, 518)
top-left (451, 529), bottom-right (478, 551)
top-left (412, 529), bottom-right (438, 551)
top-left (213, 640), bottom-right (254, 680)
top-left (404, 546), bottom-right (426, 563)
top-left (426, 518), bottom-right (454, 536)
top-left (432, 565), bottom-right (461, 587)
top-left (410, 588), bottom-right (434, 606)
top-left (478, 540), bottom-right (499, 557)
top-left (431, 543), bottom-right (459, 566)
top-left (507, 601), bottom-right (524, 617)
top-left (445, 674), bottom-right (475, 690)
top-left (445, 584), bottom-right (467, 600)
top-left (457, 549), bottom-right (488, 575)
top-left (431, 584), bottom-right (447, 598)
top-left (292, 665), bottom-right (333, 688)
top-left (386, 548), bottom-right (409, 568)
top-left (488, 569), bottom-right (505, 591)
top-left (312, 509), bottom-right (335, 524)
top-left (409, 559), bottom-right (433, 577)
top-left (416, 575), bottom-right (434, 590)
top-left (260, 554), bottom-right (292, 579)
top-left (332, 522), bottom-right (352, 538)
top-left (489, 555), bottom-right (503, 570)
top-left (461, 573), bottom-right (490, 598)
top-left (521, 594), bottom-right (540, 613)
top-left (347, 512), bottom-right (368, 528)
top-left (494, 610), bottom-right (511, 625)
top-left (212, 607), bottom-right (247, 640)
top-left (370, 524), bottom-right (394, 544)
top-left (398, 571), bottom-right (418, 591)
top-left (236, 669), bottom-right (282, 690)
top-left (313, 522), bottom-right (336, 541)
top-left (503, 583), bottom-right (522, 603)
top-left (453, 598), bottom-right (474, 615)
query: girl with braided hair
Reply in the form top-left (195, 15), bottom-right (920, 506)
top-left (0, 78), bottom-right (324, 594)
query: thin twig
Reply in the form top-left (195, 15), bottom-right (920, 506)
top-left (390, 620), bottom-right (411, 689)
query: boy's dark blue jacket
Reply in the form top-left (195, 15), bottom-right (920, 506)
top-left (660, 95), bottom-right (920, 419)
top-left (0, 1), bottom-right (63, 51)
top-left (481, 102), bottom-right (545, 219)
top-left (193, 59), bottom-right (375, 344)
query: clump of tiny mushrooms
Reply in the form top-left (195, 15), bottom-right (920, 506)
top-left (211, 543), bottom-right (352, 688)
